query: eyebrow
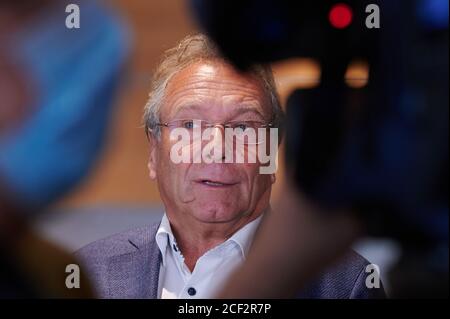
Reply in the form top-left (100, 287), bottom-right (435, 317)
top-left (171, 104), bottom-right (267, 120)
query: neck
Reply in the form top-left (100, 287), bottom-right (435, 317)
top-left (167, 210), bottom-right (265, 272)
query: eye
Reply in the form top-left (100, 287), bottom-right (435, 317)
top-left (182, 120), bottom-right (194, 129)
top-left (233, 122), bottom-right (249, 132)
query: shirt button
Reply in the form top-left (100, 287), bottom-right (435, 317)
top-left (187, 287), bottom-right (196, 296)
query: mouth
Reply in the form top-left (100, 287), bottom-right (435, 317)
top-left (196, 179), bottom-right (238, 188)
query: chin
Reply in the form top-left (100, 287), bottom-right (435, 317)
top-left (191, 202), bottom-right (241, 223)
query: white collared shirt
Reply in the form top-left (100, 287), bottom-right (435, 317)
top-left (155, 213), bottom-right (263, 299)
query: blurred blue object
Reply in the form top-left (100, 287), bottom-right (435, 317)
top-left (0, 1), bottom-right (130, 211)
top-left (417, 0), bottom-right (449, 30)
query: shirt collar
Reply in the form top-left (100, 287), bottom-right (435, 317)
top-left (155, 214), bottom-right (179, 266)
top-left (227, 213), bottom-right (264, 259)
top-left (155, 210), bottom-right (266, 265)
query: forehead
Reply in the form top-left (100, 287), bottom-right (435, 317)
top-left (162, 60), bottom-right (271, 120)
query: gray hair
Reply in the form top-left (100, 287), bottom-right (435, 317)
top-left (143, 34), bottom-right (283, 139)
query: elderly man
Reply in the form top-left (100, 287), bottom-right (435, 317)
top-left (76, 34), bottom-right (385, 299)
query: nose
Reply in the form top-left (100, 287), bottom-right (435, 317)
top-left (205, 125), bottom-right (227, 161)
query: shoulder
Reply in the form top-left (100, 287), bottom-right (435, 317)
top-left (298, 250), bottom-right (386, 299)
top-left (73, 222), bottom-right (161, 298)
top-left (75, 222), bottom-right (160, 262)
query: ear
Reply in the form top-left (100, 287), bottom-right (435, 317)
top-left (147, 133), bottom-right (158, 180)
top-left (270, 173), bottom-right (276, 184)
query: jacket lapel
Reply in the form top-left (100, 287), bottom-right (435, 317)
top-left (106, 224), bottom-right (162, 299)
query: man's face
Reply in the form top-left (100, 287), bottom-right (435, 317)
top-left (148, 60), bottom-right (276, 224)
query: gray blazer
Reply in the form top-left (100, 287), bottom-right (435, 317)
top-left (75, 222), bottom-right (386, 299)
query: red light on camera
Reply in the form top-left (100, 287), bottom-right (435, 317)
top-left (329, 3), bottom-right (353, 29)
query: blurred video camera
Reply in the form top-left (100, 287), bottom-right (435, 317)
top-left (191, 0), bottom-right (448, 297)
